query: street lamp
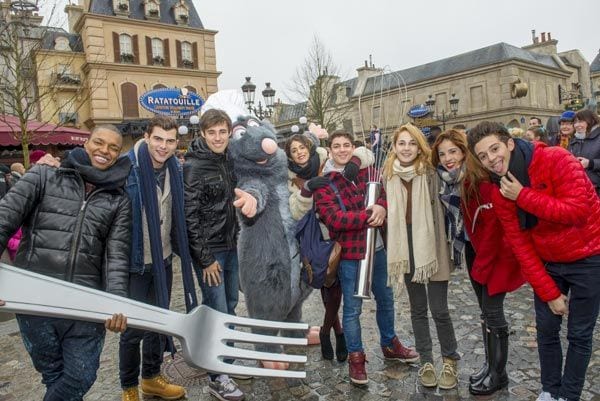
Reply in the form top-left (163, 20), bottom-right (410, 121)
top-left (177, 114), bottom-right (200, 138)
top-left (425, 93), bottom-right (460, 130)
top-left (241, 77), bottom-right (276, 120)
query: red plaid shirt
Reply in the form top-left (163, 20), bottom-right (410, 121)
top-left (314, 168), bottom-right (387, 260)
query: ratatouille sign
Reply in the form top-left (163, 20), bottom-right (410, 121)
top-left (139, 87), bottom-right (204, 116)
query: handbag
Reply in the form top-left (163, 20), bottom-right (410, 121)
top-left (295, 182), bottom-right (345, 289)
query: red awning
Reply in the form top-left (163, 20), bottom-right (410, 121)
top-left (0, 115), bottom-right (90, 147)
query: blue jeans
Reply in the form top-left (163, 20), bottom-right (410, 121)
top-left (16, 315), bottom-right (105, 401)
top-left (198, 250), bottom-right (239, 316)
top-left (119, 261), bottom-right (173, 388)
top-left (338, 249), bottom-right (395, 353)
top-left (535, 255), bottom-right (600, 401)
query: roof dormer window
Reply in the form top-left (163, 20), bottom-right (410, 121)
top-left (54, 36), bottom-right (71, 52)
top-left (145, 0), bottom-right (159, 19)
top-left (173, 1), bottom-right (189, 25)
top-left (114, 0), bottom-right (129, 16)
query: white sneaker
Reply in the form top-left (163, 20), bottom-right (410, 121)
top-left (537, 391), bottom-right (557, 401)
top-left (208, 375), bottom-right (245, 401)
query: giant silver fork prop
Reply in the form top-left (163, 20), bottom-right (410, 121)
top-left (354, 181), bottom-right (381, 299)
top-left (0, 263), bottom-right (308, 378)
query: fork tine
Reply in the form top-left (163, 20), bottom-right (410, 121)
top-left (222, 347), bottom-right (307, 364)
top-left (223, 314), bottom-right (308, 331)
top-left (224, 329), bottom-right (308, 346)
top-left (211, 362), bottom-right (306, 379)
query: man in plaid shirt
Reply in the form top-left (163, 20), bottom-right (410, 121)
top-left (313, 131), bottom-right (419, 385)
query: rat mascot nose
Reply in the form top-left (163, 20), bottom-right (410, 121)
top-left (261, 138), bottom-right (278, 155)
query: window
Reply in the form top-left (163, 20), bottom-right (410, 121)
top-left (181, 41), bottom-right (192, 62)
top-left (151, 38), bottom-right (163, 59)
top-left (119, 34), bottom-right (132, 55)
top-left (121, 82), bottom-right (139, 118)
top-left (146, 0), bottom-right (158, 14)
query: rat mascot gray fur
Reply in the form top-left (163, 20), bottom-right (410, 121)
top-left (229, 117), bottom-right (312, 354)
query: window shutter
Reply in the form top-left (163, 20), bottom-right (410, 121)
top-left (121, 83), bottom-right (139, 118)
top-left (132, 34), bottom-right (139, 64)
top-left (176, 40), bottom-right (182, 68)
top-left (113, 32), bottom-right (120, 62)
top-left (163, 39), bottom-right (170, 67)
top-left (192, 42), bottom-right (198, 69)
top-left (145, 36), bottom-right (152, 65)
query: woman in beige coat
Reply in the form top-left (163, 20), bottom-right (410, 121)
top-left (382, 123), bottom-right (459, 390)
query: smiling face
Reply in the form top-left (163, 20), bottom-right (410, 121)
top-left (473, 134), bottom-right (514, 176)
top-left (437, 139), bottom-right (465, 172)
top-left (289, 139), bottom-right (310, 166)
top-left (574, 118), bottom-right (588, 134)
top-left (560, 121), bottom-right (575, 136)
top-left (330, 135), bottom-right (355, 168)
top-left (144, 126), bottom-right (178, 169)
top-left (84, 128), bottom-right (123, 170)
top-left (393, 130), bottom-right (419, 167)
top-left (202, 121), bottom-right (230, 154)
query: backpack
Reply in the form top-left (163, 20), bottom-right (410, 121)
top-left (295, 183), bottom-right (345, 289)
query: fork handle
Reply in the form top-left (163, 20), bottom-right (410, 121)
top-left (0, 263), bottom-right (183, 337)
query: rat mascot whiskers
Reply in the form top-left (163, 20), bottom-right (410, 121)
top-left (229, 117), bottom-right (314, 369)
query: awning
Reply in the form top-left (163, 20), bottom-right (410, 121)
top-left (0, 115), bottom-right (90, 147)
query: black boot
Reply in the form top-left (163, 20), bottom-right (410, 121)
top-left (335, 332), bottom-right (347, 362)
top-left (469, 326), bottom-right (509, 395)
top-left (470, 322), bottom-right (489, 384)
top-left (320, 328), bottom-right (334, 360)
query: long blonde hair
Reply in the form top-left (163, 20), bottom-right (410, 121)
top-left (382, 123), bottom-right (432, 180)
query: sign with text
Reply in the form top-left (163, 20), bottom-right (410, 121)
top-left (407, 104), bottom-right (430, 119)
top-left (139, 88), bottom-right (204, 116)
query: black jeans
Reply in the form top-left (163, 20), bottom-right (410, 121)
top-left (404, 226), bottom-right (459, 363)
top-left (119, 261), bottom-right (173, 388)
top-left (465, 241), bottom-right (507, 328)
top-left (16, 315), bottom-right (105, 401)
top-left (535, 255), bottom-right (600, 401)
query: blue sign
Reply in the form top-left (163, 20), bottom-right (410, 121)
top-left (139, 88), bottom-right (204, 116)
top-left (407, 104), bottom-right (430, 119)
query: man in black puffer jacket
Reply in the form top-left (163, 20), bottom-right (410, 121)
top-left (0, 124), bottom-right (132, 401)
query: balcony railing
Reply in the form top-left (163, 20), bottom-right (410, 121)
top-left (54, 72), bottom-right (81, 85)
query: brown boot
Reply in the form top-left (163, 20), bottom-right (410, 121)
top-left (121, 387), bottom-right (140, 401)
top-left (381, 336), bottom-right (420, 363)
top-left (348, 351), bottom-right (368, 385)
top-left (438, 357), bottom-right (458, 389)
top-left (141, 375), bottom-right (186, 400)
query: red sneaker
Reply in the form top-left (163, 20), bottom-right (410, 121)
top-left (348, 351), bottom-right (368, 385)
top-left (381, 336), bottom-right (419, 363)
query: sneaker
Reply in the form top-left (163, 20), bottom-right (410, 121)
top-left (140, 375), bottom-right (185, 400)
top-left (418, 362), bottom-right (437, 388)
top-left (208, 375), bottom-right (245, 401)
top-left (121, 387), bottom-right (139, 401)
top-left (437, 357), bottom-right (458, 390)
top-left (381, 336), bottom-right (420, 363)
top-left (537, 392), bottom-right (558, 401)
top-left (348, 351), bottom-right (368, 385)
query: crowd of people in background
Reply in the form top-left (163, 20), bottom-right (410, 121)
top-left (0, 106), bottom-right (598, 401)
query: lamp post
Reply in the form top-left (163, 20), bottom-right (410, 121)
top-left (241, 77), bottom-right (276, 120)
top-left (425, 93), bottom-right (460, 130)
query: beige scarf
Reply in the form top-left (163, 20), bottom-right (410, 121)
top-left (385, 160), bottom-right (438, 294)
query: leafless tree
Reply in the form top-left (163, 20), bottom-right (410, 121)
top-left (0, 2), bottom-right (100, 168)
top-left (289, 36), bottom-right (351, 133)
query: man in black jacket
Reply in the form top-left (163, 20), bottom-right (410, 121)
top-left (0, 125), bottom-right (131, 401)
top-left (184, 108), bottom-right (250, 401)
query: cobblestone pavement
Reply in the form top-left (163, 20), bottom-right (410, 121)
top-left (1, 262), bottom-right (599, 401)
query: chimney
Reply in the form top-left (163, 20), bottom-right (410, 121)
top-left (531, 29), bottom-right (537, 44)
top-left (65, 3), bottom-right (84, 33)
top-left (369, 54), bottom-right (373, 68)
top-left (364, 60), bottom-right (368, 68)
top-left (541, 32), bottom-right (546, 42)
top-left (547, 32), bottom-right (552, 40)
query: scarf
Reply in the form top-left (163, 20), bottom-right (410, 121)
top-left (61, 147), bottom-right (131, 189)
top-left (386, 160), bottom-right (437, 294)
top-left (137, 142), bottom-right (199, 351)
top-left (288, 147), bottom-right (321, 180)
top-left (490, 138), bottom-right (538, 230)
top-left (437, 164), bottom-right (466, 269)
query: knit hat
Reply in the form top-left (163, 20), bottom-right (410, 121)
top-left (559, 110), bottom-right (576, 123)
top-left (29, 150), bottom-right (47, 164)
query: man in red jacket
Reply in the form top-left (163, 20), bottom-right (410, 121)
top-left (313, 131), bottom-right (418, 386)
top-left (468, 121), bottom-right (600, 401)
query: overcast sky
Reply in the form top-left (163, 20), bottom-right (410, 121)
top-left (42, 0), bottom-right (599, 103)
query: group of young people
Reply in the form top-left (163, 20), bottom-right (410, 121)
top-left (0, 105), bottom-right (598, 401)
top-left (285, 116), bottom-right (600, 401)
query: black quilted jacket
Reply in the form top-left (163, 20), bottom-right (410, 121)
top-left (0, 164), bottom-right (131, 296)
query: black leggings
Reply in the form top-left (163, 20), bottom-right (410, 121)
top-left (465, 241), bottom-right (507, 328)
